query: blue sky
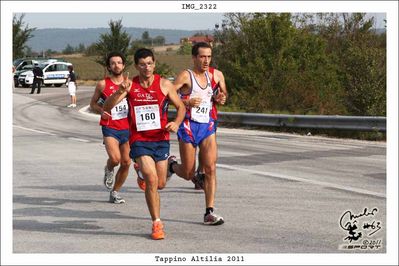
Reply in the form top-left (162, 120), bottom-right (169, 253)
top-left (19, 12), bottom-right (386, 31)
top-left (19, 13), bottom-right (227, 31)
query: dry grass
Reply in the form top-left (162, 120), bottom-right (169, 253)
top-left (61, 52), bottom-right (192, 83)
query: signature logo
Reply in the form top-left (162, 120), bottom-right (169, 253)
top-left (338, 207), bottom-right (383, 250)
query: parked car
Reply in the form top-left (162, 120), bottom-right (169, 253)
top-left (18, 61), bottom-right (72, 88)
top-left (14, 64), bottom-right (34, 87)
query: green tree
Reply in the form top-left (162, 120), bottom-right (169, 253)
top-left (94, 19), bottom-right (132, 67)
top-left (301, 13), bottom-right (386, 116)
top-left (63, 44), bottom-right (75, 54)
top-left (76, 43), bottom-right (86, 53)
top-left (213, 12), bottom-right (385, 116)
top-left (155, 62), bottom-right (175, 78)
top-left (141, 31), bottom-right (152, 46)
top-left (13, 14), bottom-right (36, 59)
top-left (45, 49), bottom-right (58, 57)
top-left (213, 13), bottom-right (344, 114)
top-left (177, 42), bottom-right (192, 55)
top-left (153, 36), bottom-right (165, 46)
top-left (85, 43), bottom-right (98, 56)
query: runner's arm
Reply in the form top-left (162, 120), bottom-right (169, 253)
top-left (214, 70), bottom-right (228, 105)
top-left (173, 70), bottom-right (201, 107)
top-left (163, 79), bottom-right (185, 132)
top-left (103, 74), bottom-right (131, 113)
top-left (90, 80), bottom-right (105, 114)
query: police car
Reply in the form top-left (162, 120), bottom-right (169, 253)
top-left (18, 61), bottom-right (72, 88)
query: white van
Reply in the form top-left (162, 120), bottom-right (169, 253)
top-left (18, 61), bottom-right (72, 87)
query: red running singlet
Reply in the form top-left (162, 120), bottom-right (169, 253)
top-left (208, 67), bottom-right (219, 121)
top-left (99, 77), bottom-right (129, 130)
top-left (127, 74), bottom-right (170, 143)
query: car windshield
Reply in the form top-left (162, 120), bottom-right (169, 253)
top-left (22, 65), bottom-right (33, 70)
top-left (13, 59), bottom-right (24, 67)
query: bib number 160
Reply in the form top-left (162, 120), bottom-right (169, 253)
top-left (140, 112), bottom-right (156, 121)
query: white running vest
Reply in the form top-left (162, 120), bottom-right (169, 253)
top-left (187, 69), bottom-right (214, 123)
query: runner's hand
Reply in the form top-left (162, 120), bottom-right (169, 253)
top-left (101, 110), bottom-right (112, 120)
top-left (118, 72), bottom-right (131, 94)
top-left (165, 121), bottom-right (178, 133)
top-left (189, 97), bottom-right (202, 107)
top-left (215, 90), bottom-right (226, 105)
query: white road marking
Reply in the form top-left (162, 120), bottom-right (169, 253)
top-left (13, 125), bottom-right (90, 143)
top-left (67, 137), bottom-right (90, 143)
top-left (217, 163), bottom-right (385, 198)
top-left (13, 125), bottom-right (56, 136)
top-left (78, 105), bottom-right (100, 120)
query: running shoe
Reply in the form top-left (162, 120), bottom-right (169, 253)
top-left (137, 176), bottom-right (146, 191)
top-left (109, 191), bottom-right (125, 204)
top-left (192, 170), bottom-right (205, 190)
top-left (134, 163), bottom-right (146, 191)
top-left (167, 155), bottom-right (177, 181)
top-left (103, 165), bottom-right (114, 190)
top-left (151, 220), bottom-right (165, 240)
top-left (204, 211), bottom-right (224, 225)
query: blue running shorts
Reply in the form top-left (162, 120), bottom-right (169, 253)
top-left (102, 126), bottom-right (129, 145)
top-left (130, 141), bottom-right (170, 162)
top-left (177, 118), bottom-right (216, 147)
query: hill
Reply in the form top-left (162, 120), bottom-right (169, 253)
top-left (27, 27), bottom-right (213, 52)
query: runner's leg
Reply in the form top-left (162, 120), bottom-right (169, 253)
top-left (112, 141), bottom-right (131, 191)
top-left (137, 156), bottom-right (160, 221)
top-left (104, 136), bottom-right (121, 170)
top-left (199, 134), bottom-right (217, 208)
top-left (171, 140), bottom-right (196, 180)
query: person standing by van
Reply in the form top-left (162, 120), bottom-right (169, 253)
top-left (66, 65), bottom-right (77, 108)
top-left (30, 63), bottom-right (43, 94)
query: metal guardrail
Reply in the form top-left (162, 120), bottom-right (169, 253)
top-left (168, 110), bottom-right (386, 132)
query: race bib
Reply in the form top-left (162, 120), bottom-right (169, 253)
top-left (191, 102), bottom-right (211, 123)
top-left (111, 98), bottom-right (128, 120)
top-left (134, 104), bottom-right (161, 131)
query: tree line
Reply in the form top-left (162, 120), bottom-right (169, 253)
top-left (13, 13), bottom-right (386, 117)
top-left (212, 13), bottom-right (386, 116)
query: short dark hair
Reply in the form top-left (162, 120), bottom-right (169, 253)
top-left (134, 48), bottom-right (154, 64)
top-left (68, 65), bottom-right (73, 71)
top-left (192, 42), bottom-right (212, 56)
top-left (106, 51), bottom-right (126, 67)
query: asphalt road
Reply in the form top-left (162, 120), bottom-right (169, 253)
top-left (7, 86), bottom-right (389, 264)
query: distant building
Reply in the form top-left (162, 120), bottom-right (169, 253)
top-left (180, 35), bottom-right (214, 46)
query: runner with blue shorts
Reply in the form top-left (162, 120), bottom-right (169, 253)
top-left (90, 52), bottom-right (131, 204)
top-left (168, 42), bottom-right (225, 226)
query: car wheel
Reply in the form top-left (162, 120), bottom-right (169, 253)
top-left (54, 84), bottom-right (62, 87)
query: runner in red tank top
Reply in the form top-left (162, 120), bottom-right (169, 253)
top-left (127, 74), bottom-right (170, 143)
top-left (99, 77), bottom-right (129, 130)
top-left (90, 52), bottom-right (131, 204)
top-left (103, 48), bottom-right (185, 240)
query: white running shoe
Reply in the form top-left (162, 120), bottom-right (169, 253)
top-left (109, 191), bottom-right (125, 204)
top-left (103, 165), bottom-right (114, 190)
top-left (204, 211), bottom-right (224, 225)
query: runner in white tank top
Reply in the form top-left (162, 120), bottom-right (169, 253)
top-left (186, 69), bottom-right (214, 123)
